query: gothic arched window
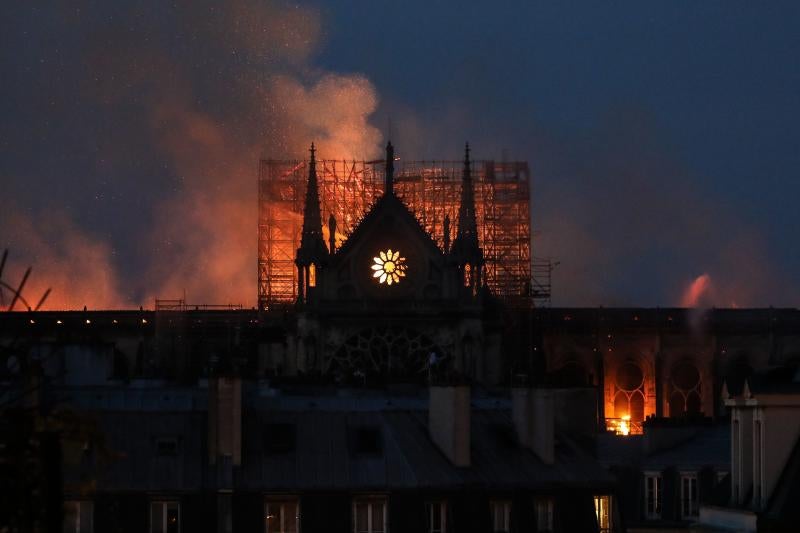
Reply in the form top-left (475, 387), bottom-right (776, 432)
top-left (613, 360), bottom-right (646, 424)
top-left (669, 360), bottom-right (702, 416)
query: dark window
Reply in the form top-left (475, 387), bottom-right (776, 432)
top-left (353, 497), bottom-right (386, 533)
top-left (156, 438), bottom-right (178, 456)
top-left (426, 501), bottom-right (447, 533)
top-left (265, 498), bottom-right (299, 533)
top-left (150, 501), bottom-right (179, 533)
top-left (64, 500), bottom-right (94, 533)
top-left (680, 473), bottom-right (699, 518)
top-left (645, 474), bottom-right (662, 519)
top-left (264, 424), bottom-right (296, 454)
top-left (535, 497), bottom-right (553, 532)
top-left (490, 501), bottom-right (511, 533)
top-left (352, 426), bottom-right (383, 455)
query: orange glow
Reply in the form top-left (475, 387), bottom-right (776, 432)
top-left (620, 414), bottom-right (631, 436)
top-left (308, 263), bottom-right (316, 287)
top-left (0, 60), bottom-right (382, 311)
top-left (606, 415), bottom-right (639, 436)
top-left (681, 273), bottom-right (712, 307)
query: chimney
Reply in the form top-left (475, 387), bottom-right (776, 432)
top-left (512, 387), bottom-right (554, 464)
top-left (208, 376), bottom-right (242, 466)
top-left (429, 385), bottom-right (471, 467)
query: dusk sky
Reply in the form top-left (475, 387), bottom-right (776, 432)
top-left (1, 1), bottom-right (799, 308)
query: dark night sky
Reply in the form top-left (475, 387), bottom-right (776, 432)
top-left (1, 1), bottom-right (799, 308)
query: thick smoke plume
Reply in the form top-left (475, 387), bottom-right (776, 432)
top-left (0, 0), bottom-right (382, 309)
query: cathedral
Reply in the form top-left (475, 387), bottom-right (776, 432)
top-left (289, 141), bottom-right (503, 385)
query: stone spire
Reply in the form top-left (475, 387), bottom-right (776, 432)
top-left (451, 143), bottom-right (483, 292)
top-left (385, 141), bottom-right (395, 194)
top-left (452, 143), bottom-right (481, 256)
top-left (297, 143), bottom-right (328, 266)
top-left (296, 143), bottom-right (329, 304)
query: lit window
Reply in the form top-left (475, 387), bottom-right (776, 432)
top-left (594, 495), bottom-right (612, 533)
top-left (534, 497), bottom-right (553, 533)
top-left (681, 473), bottom-right (699, 519)
top-left (426, 501), bottom-right (447, 533)
top-left (308, 263), bottom-right (316, 287)
top-left (150, 501), bottom-right (180, 533)
top-left (64, 500), bottom-right (93, 533)
top-left (490, 500), bottom-right (511, 533)
top-left (353, 497), bottom-right (387, 533)
top-left (371, 249), bottom-right (406, 285)
top-left (644, 473), bottom-right (662, 519)
top-left (266, 498), bottom-right (299, 533)
top-left (607, 360), bottom-right (646, 435)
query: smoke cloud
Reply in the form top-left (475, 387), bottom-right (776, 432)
top-left (1, 0), bottom-right (382, 309)
top-left (1, 211), bottom-right (124, 310)
top-left (529, 107), bottom-right (796, 307)
top-left (2, 2), bottom-right (795, 310)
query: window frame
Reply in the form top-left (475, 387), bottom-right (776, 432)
top-left (534, 496), bottom-right (554, 533)
top-left (593, 495), bottom-right (612, 533)
top-left (489, 499), bottom-right (511, 533)
top-left (425, 500), bottom-right (447, 533)
top-left (63, 500), bottom-right (94, 533)
top-left (150, 500), bottom-right (181, 533)
top-left (352, 496), bottom-right (388, 533)
top-left (680, 472), bottom-right (699, 519)
top-left (265, 496), bottom-right (300, 533)
top-left (644, 472), bottom-right (662, 520)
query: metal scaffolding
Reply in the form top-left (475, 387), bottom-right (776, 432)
top-left (258, 159), bottom-right (534, 310)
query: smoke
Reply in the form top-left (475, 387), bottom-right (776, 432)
top-left (530, 106), bottom-right (797, 307)
top-left (680, 274), bottom-right (713, 308)
top-left (3, 3), bottom-right (795, 309)
top-left (1, 0), bottom-right (382, 309)
top-left (0, 211), bottom-right (124, 310)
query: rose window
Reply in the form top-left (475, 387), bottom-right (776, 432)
top-left (371, 249), bottom-right (407, 285)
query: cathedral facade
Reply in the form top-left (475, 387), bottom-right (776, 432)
top-left (288, 142), bottom-right (505, 386)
